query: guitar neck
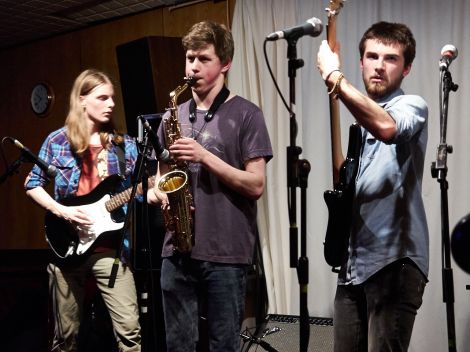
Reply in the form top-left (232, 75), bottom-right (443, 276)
top-left (327, 12), bottom-right (344, 185)
top-left (105, 187), bottom-right (133, 212)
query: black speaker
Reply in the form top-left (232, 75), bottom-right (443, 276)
top-left (132, 201), bottom-right (166, 270)
top-left (451, 212), bottom-right (470, 274)
top-left (116, 36), bottom-right (188, 137)
top-left (134, 269), bottom-right (166, 352)
top-left (244, 314), bottom-right (334, 352)
top-left (0, 250), bottom-right (51, 352)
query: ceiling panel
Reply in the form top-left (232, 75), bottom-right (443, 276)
top-left (0, 0), bottom-right (197, 50)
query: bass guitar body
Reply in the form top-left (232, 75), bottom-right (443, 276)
top-left (324, 123), bottom-right (362, 271)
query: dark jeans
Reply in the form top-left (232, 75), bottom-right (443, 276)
top-left (334, 258), bottom-right (426, 352)
top-left (160, 256), bottom-right (247, 352)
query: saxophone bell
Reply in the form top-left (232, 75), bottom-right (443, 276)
top-left (158, 170), bottom-right (194, 253)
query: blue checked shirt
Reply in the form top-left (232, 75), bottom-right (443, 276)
top-left (25, 127), bottom-right (138, 200)
top-left (24, 127), bottom-right (139, 259)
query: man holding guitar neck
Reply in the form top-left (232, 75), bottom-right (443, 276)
top-left (24, 69), bottom-right (141, 351)
top-left (316, 22), bottom-right (428, 351)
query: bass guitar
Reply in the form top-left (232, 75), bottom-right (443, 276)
top-left (44, 174), bottom-right (132, 258)
top-left (323, 0), bottom-right (362, 271)
top-left (324, 124), bottom-right (362, 271)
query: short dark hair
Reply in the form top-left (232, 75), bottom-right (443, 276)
top-left (182, 21), bottom-right (234, 64)
top-left (359, 21), bottom-right (416, 67)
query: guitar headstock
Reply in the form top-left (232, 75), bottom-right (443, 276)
top-left (326, 0), bottom-right (345, 18)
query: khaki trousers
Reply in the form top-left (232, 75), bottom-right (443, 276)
top-left (48, 251), bottom-right (141, 352)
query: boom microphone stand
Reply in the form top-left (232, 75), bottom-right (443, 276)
top-left (285, 36), bottom-right (311, 352)
top-left (430, 60), bottom-right (459, 352)
top-left (107, 132), bottom-right (159, 351)
top-left (134, 135), bottom-right (160, 352)
top-left (0, 157), bottom-right (23, 184)
top-left (108, 135), bottom-right (151, 288)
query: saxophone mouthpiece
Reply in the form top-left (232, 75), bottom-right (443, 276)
top-left (185, 76), bottom-right (197, 87)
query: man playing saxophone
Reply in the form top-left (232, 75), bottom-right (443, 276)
top-left (148, 21), bottom-right (273, 352)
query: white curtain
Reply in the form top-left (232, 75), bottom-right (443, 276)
top-left (229, 0), bottom-right (470, 351)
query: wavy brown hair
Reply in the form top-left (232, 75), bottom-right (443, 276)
top-left (65, 69), bottom-right (123, 155)
top-left (359, 21), bottom-right (416, 68)
top-left (182, 21), bottom-right (234, 65)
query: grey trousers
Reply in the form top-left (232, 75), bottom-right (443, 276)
top-left (333, 258), bottom-right (426, 352)
top-left (48, 251), bottom-right (141, 352)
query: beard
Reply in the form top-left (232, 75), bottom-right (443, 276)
top-left (363, 75), bottom-right (403, 100)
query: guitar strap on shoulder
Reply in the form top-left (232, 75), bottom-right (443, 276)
top-left (110, 138), bottom-right (131, 281)
top-left (115, 141), bottom-right (126, 176)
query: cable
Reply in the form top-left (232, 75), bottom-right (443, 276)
top-left (263, 39), bottom-right (292, 115)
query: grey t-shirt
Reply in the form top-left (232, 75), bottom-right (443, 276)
top-left (158, 95), bottom-right (273, 264)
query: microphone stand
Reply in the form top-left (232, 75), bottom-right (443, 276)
top-left (0, 157), bottom-right (23, 184)
top-left (285, 36), bottom-right (311, 352)
top-left (134, 135), bottom-right (160, 352)
top-left (108, 137), bottom-right (149, 288)
top-left (430, 67), bottom-right (459, 352)
top-left (107, 133), bottom-right (159, 350)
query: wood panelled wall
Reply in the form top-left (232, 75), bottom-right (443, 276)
top-left (0, 0), bottom-right (235, 249)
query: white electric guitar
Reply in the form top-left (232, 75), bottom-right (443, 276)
top-left (44, 174), bottom-right (132, 258)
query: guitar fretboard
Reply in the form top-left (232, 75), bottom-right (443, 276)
top-left (105, 188), bottom-right (132, 212)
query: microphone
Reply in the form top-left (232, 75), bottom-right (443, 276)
top-left (439, 44), bottom-right (458, 71)
top-left (11, 138), bottom-right (57, 178)
top-left (137, 115), bottom-right (170, 162)
top-left (267, 17), bottom-right (322, 41)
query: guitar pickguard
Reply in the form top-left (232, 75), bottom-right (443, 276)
top-left (44, 174), bottom-right (130, 258)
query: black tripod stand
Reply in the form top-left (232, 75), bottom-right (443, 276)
top-left (430, 59), bottom-right (459, 352)
top-left (240, 328), bottom-right (280, 352)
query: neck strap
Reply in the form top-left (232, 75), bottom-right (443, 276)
top-left (189, 85), bottom-right (230, 123)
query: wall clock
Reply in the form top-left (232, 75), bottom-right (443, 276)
top-left (30, 82), bottom-right (54, 116)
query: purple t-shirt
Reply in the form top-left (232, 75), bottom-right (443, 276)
top-left (157, 95), bottom-right (273, 264)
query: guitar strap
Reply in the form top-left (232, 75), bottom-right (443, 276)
top-left (189, 85), bottom-right (230, 123)
top-left (115, 140), bottom-right (126, 176)
top-left (189, 85), bottom-right (230, 140)
top-left (111, 138), bottom-right (130, 282)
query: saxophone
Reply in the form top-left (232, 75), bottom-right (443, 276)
top-left (157, 76), bottom-right (195, 253)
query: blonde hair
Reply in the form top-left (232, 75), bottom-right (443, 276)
top-left (65, 69), bottom-right (123, 155)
